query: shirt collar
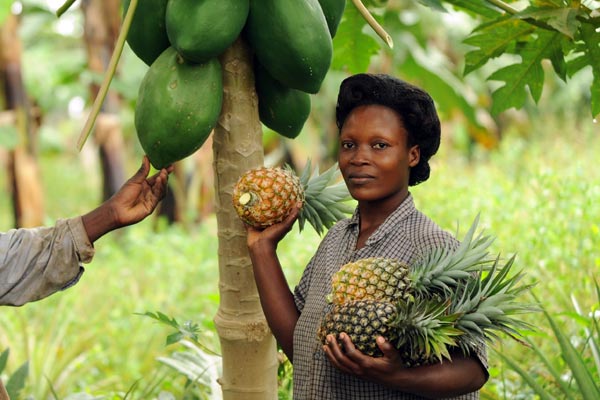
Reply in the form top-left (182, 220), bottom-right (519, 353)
top-left (347, 193), bottom-right (416, 245)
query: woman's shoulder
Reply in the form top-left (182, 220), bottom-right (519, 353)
top-left (406, 210), bottom-right (459, 251)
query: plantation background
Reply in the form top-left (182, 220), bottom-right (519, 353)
top-left (1, 0), bottom-right (599, 399)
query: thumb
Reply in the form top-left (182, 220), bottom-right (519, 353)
top-left (376, 336), bottom-right (397, 359)
top-left (131, 156), bottom-right (151, 182)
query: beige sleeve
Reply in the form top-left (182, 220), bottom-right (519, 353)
top-left (0, 216), bottom-right (95, 306)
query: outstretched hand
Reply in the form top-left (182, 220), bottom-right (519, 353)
top-left (82, 156), bottom-right (173, 243)
top-left (323, 332), bottom-right (404, 386)
top-left (108, 156), bottom-right (173, 227)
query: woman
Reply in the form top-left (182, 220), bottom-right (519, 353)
top-left (246, 73), bottom-right (488, 399)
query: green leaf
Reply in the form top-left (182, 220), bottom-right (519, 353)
top-left (577, 23), bottom-right (600, 119)
top-left (331, 4), bottom-right (382, 73)
top-left (5, 361), bottom-right (28, 400)
top-left (416, 0), bottom-right (448, 13)
top-left (488, 30), bottom-right (563, 114)
top-left (0, 349), bottom-right (8, 373)
top-left (517, 5), bottom-right (583, 38)
top-left (546, 312), bottom-right (600, 398)
top-left (493, 348), bottom-right (558, 400)
top-left (438, 0), bottom-right (505, 18)
top-left (464, 17), bottom-right (535, 75)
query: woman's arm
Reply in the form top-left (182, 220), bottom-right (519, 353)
top-left (246, 205), bottom-right (302, 361)
top-left (324, 333), bottom-right (487, 398)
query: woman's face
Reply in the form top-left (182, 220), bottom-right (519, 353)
top-left (338, 104), bottom-right (420, 207)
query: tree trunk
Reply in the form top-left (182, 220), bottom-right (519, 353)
top-left (0, 12), bottom-right (44, 228)
top-left (212, 38), bottom-right (278, 399)
top-left (81, 0), bottom-right (126, 200)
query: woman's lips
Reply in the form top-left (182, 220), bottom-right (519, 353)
top-left (347, 173), bottom-right (375, 184)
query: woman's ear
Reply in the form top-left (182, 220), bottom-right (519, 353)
top-left (408, 145), bottom-right (420, 167)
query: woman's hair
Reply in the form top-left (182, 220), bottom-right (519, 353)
top-left (335, 73), bottom-right (441, 186)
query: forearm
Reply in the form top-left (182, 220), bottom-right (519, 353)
top-left (383, 355), bottom-right (487, 398)
top-left (81, 202), bottom-right (119, 244)
top-left (249, 240), bottom-right (300, 361)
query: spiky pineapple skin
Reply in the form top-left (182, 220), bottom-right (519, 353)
top-left (232, 167), bottom-right (304, 228)
top-left (330, 258), bottom-right (412, 305)
top-left (318, 300), bottom-right (399, 358)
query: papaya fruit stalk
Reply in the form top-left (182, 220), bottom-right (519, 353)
top-left (76, 0), bottom-right (138, 151)
top-left (351, 0), bottom-right (393, 49)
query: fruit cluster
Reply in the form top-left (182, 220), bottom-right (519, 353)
top-left (123, 0), bottom-right (345, 169)
top-left (317, 217), bottom-right (537, 366)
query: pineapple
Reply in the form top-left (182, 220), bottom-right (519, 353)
top-left (328, 258), bottom-right (412, 305)
top-left (318, 217), bottom-right (538, 366)
top-left (233, 161), bottom-right (354, 234)
top-left (328, 214), bottom-right (494, 306)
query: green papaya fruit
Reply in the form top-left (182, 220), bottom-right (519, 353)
top-left (245, 0), bottom-right (332, 94)
top-left (255, 61), bottom-right (311, 139)
top-left (166, 0), bottom-right (249, 64)
top-left (135, 47), bottom-right (223, 169)
top-left (318, 0), bottom-right (346, 37)
top-left (122, 0), bottom-right (170, 66)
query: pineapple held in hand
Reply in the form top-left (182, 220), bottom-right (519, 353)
top-left (318, 216), bottom-right (538, 365)
top-left (233, 161), bottom-right (353, 235)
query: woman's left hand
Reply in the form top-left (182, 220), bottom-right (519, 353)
top-left (323, 333), bottom-right (404, 384)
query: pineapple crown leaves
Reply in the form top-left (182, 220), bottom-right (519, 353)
top-left (448, 253), bottom-right (540, 352)
top-left (390, 298), bottom-right (464, 364)
top-left (410, 214), bottom-right (497, 297)
top-left (294, 159), bottom-right (354, 235)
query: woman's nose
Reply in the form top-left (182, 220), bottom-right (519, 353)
top-left (350, 146), bottom-right (370, 164)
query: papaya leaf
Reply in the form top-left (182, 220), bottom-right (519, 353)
top-left (416, 0), bottom-right (448, 13)
top-left (574, 23), bottom-right (600, 119)
top-left (332, 4), bottom-right (382, 73)
top-left (488, 30), bottom-right (563, 114)
top-left (516, 5), bottom-right (584, 39)
top-left (437, 0), bottom-right (505, 18)
top-left (463, 17), bottom-right (535, 75)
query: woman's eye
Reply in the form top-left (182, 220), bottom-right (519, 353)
top-left (341, 142), bottom-right (354, 149)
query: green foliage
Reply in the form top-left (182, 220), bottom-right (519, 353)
top-left (494, 285), bottom-right (600, 399)
top-left (430, 0), bottom-right (600, 117)
top-left (331, 4), bottom-right (381, 73)
top-left (0, 349), bottom-right (28, 400)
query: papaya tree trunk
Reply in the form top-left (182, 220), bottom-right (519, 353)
top-left (0, 12), bottom-right (44, 228)
top-left (81, 0), bottom-right (126, 200)
top-left (212, 38), bottom-right (278, 399)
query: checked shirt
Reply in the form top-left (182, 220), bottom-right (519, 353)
top-left (292, 194), bottom-right (487, 400)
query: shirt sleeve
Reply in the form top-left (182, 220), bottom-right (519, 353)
top-left (0, 216), bottom-right (95, 306)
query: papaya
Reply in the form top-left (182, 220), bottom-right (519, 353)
top-left (135, 47), bottom-right (223, 169)
top-left (245, 0), bottom-right (332, 94)
top-left (122, 0), bottom-right (170, 66)
top-left (166, 0), bottom-right (249, 64)
top-left (255, 61), bottom-right (311, 139)
top-left (318, 0), bottom-right (346, 37)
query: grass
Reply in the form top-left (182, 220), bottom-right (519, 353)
top-left (1, 117), bottom-right (599, 398)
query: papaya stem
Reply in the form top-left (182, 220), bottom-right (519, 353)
top-left (76, 0), bottom-right (138, 151)
top-left (56, 0), bottom-right (77, 17)
top-left (351, 0), bottom-right (393, 49)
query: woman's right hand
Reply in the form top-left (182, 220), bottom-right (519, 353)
top-left (245, 202), bottom-right (302, 252)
